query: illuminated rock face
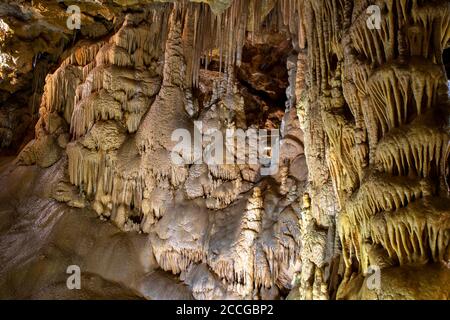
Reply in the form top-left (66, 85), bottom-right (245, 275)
top-left (298, 0), bottom-right (449, 299)
top-left (0, 0), bottom-right (449, 300)
top-left (0, 1), bottom-right (306, 299)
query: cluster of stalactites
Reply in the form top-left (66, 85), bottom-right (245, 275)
top-left (304, 0), bottom-right (345, 92)
top-left (174, 0), bottom-right (306, 87)
top-left (327, 0), bottom-right (450, 273)
top-left (279, 0), bottom-right (306, 49)
top-left (207, 188), bottom-right (299, 297)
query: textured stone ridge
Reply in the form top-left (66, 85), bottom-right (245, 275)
top-left (0, 0), bottom-right (307, 300)
top-left (299, 0), bottom-right (449, 300)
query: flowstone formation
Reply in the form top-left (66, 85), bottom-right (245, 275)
top-left (0, 0), bottom-right (448, 300)
top-left (0, 0), bottom-right (119, 153)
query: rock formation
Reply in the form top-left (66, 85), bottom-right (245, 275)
top-left (0, 0), bottom-right (448, 300)
top-left (299, 0), bottom-right (450, 299)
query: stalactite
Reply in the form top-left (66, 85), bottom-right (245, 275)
top-left (280, 0), bottom-right (306, 49)
top-left (71, 90), bottom-right (123, 139)
top-left (322, 110), bottom-right (360, 202)
top-left (5, 1), bottom-right (314, 300)
top-left (328, 0), bottom-right (450, 297)
top-left (154, 248), bottom-right (205, 275)
top-left (96, 44), bottom-right (133, 67)
top-left (42, 65), bottom-right (82, 124)
top-left (206, 187), bottom-right (268, 297)
top-left (66, 142), bottom-right (113, 196)
top-left (279, 165), bottom-right (290, 195)
top-left (31, 57), bottom-right (49, 116)
top-left (207, 179), bottom-right (242, 209)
